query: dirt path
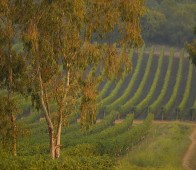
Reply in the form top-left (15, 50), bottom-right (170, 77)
top-left (182, 126), bottom-right (196, 170)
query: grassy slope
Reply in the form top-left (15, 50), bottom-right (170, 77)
top-left (116, 122), bottom-right (194, 170)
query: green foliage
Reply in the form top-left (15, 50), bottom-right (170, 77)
top-left (178, 61), bottom-right (193, 112)
top-left (98, 81), bottom-right (113, 100)
top-left (100, 49), bottom-right (134, 107)
top-left (0, 96), bottom-right (19, 143)
top-left (142, 9), bottom-right (166, 41)
top-left (120, 47), bottom-right (154, 114)
top-left (150, 49), bottom-right (174, 112)
top-left (143, 0), bottom-right (196, 46)
top-left (0, 150), bottom-right (115, 170)
top-left (194, 100), bottom-right (196, 109)
top-left (164, 50), bottom-right (184, 113)
top-left (106, 45), bottom-right (145, 113)
top-left (100, 113), bottom-right (153, 156)
top-left (94, 114), bottom-right (134, 139)
top-left (186, 26), bottom-right (196, 66)
top-left (117, 122), bottom-right (191, 170)
top-left (61, 111), bottom-right (119, 143)
top-left (64, 114), bottom-right (134, 147)
top-left (87, 110), bottom-right (119, 135)
top-left (135, 48), bottom-right (164, 113)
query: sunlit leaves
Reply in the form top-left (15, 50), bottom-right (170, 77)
top-left (20, 0), bottom-right (145, 130)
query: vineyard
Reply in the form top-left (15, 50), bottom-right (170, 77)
top-left (0, 1), bottom-right (196, 169)
top-left (0, 46), bottom-right (196, 169)
top-left (98, 46), bottom-right (196, 121)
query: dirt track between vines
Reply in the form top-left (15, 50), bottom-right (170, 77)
top-left (114, 119), bottom-right (196, 125)
top-left (182, 125), bottom-right (196, 170)
top-left (131, 120), bottom-right (196, 170)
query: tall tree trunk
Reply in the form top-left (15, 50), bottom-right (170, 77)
top-left (54, 62), bottom-right (70, 158)
top-left (38, 67), bottom-right (56, 159)
top-left (11, 114), bottom-right (17, 156)
top-left (49, 126), bottom-right (55, 159)
top-left (55, 112), bottom-right (62, 158)
top-left (8, 50), bottom-right (17, 156)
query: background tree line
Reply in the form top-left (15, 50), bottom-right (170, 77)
top-left (142, 0), bottom-right (196, 47)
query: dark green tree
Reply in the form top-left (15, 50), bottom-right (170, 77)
top-left (186, 27), bottom-right (196, 66)
top-left (0, 0), bottom-right (27, 156)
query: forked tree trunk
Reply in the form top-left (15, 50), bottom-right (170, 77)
top-left (38, 68), bottom-right (55, 159)
top-left (54, 62), bottom-right (70, 158)
top-left (38, 61), bottom-right (70, 159)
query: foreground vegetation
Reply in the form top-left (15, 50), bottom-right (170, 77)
top-left (117, 122), bottom-right (194, 170)
top-left (0, 112), bottom-right (194, 170)
top-left (0, 113), bottom-right (153, 169)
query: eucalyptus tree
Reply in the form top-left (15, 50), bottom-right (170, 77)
top-left (20, 0), bottom-right (145, 159)
top-left (186, 26), bottom-right (196, 66)
top-left (0, 0), bottom-right (27, 156)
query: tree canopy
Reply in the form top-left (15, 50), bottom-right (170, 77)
top-left (142, 0), bottom-right (196, 47)
top-left (186, 27), bottom-right (196, 66)
top-left (0, 0), bottom-right (146, 159)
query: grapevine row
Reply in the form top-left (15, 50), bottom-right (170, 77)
top-left (163, 50), bottom-right (184, 113)
top-left (100, 113), bottom-right (153, 156)
top-left (100, 49), bottom-right (134, 107)
top-left (65, 114), bottom-right (134, 146)
top-left (135, 48), bottom-right (164, 113)
top-left (63, 110), bottom-right (119, 140)
top-left (106, 45), bottom-right (145, 113)
top-left (178, 61), bottom-right (193, 112)
top-left (149, 49), bottom-right (174, 112)
top-left (120, 47), bottom-right (154, 114)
